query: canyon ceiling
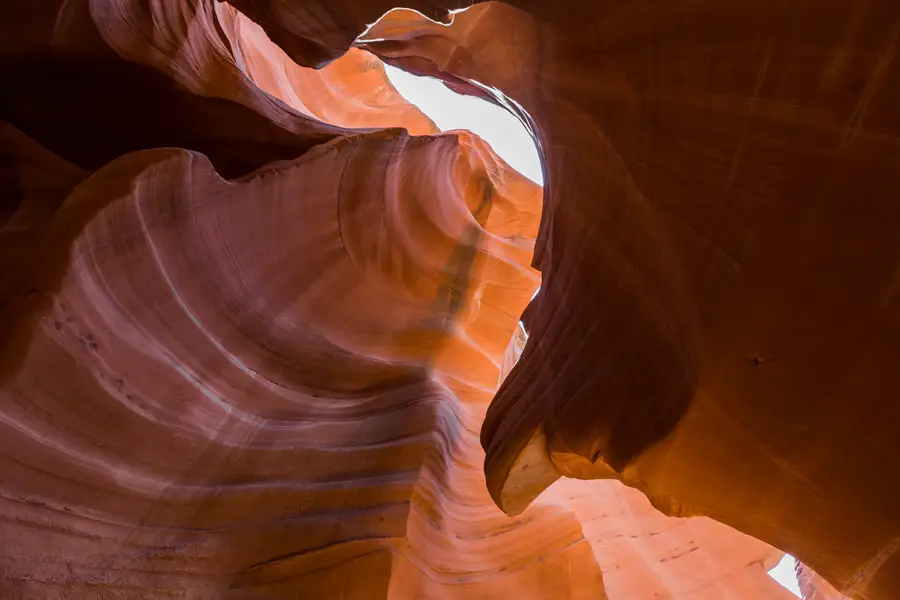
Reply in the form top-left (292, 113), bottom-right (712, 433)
top-left (1, 0), bottom-right (898, 599)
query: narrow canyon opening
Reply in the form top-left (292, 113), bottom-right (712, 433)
top-left (380, 60), bottom-right (543, 376)
top-left (769, 554), bottom-right (802, 597)
top-left (381, 55), bottom-right (806, 600)
top-left (383, 63), bottom-right (544, 185)
top-left (3, 0), bottom-right (887, 598)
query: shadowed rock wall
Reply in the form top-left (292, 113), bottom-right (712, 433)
top-left (2, 1), bottom-right (898, 598)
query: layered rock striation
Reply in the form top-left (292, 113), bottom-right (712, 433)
top-left (2, 1), bottom-right (899, 599)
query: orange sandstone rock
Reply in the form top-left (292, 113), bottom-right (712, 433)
top-left (1, 0), bottom-right (898, 599)
top-left (357, 3), bottom-right (900, 598)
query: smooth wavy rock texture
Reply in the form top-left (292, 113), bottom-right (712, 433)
top-left (1, 0), bottom-right (899, 599)
top-left (357, 4), bottom-right (900, 598)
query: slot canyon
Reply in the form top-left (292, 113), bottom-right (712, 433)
top-left (1, 1), bottom-right (898, 599)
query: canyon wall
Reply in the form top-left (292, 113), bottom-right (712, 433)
top-left (2, 1), bottom-right (899, 598)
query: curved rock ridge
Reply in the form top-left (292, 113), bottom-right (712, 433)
top-left (354, 4), bottom-right (900, 598)
top-left (4, 2), bottom-right (596, 597)
top-left (222, 7), bottom-right (440, 135)
top-left (2, 1), bottom-right (788, 598)
top-left (0, 128), bottom-right (556, 597)
top-left (534, 479), bottom-right (800, 600)
top-left (1, 0), bottom-right (898, 599)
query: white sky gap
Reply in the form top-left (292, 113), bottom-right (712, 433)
top-left (384, 64), bottom-right (543, 185)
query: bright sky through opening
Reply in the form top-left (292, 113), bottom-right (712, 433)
top-left (768, 554), bottom-right (802, 597)
top-left (384, 64), bottom-right (543, 185)
top-left (387, 60), bottom-right (807, 600)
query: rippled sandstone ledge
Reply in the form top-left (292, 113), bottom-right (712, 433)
top-left (2, 1), bottom-right (899, 599)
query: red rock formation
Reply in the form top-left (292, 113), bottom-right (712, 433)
top-left (2, 0), bottom-right (898, 599)
top-left (799, 562), bottom-right (853, 600)
top-left (354, 6), bottom-right (900, 597)
top-left (536, 479), bottom-right (801, 600)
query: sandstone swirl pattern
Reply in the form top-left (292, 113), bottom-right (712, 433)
top-left (1, 1), bottom-right (898, 599)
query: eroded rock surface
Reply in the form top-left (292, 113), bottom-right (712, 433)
top-left (2, 1), bottom-right (898, 599)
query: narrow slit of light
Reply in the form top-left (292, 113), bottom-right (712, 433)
top-left (768, 554), bottom-right (802, 597)
top-left (383, 64), bottom-right (543, 186)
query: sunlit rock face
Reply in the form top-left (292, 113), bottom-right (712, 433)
top-left (357, 4), bottom-right (899, 599)
top-left (1, 1), bottom-right (898, 599)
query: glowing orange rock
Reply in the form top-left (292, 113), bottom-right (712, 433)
top-left (2, 0), bottom-right (899, 599)
top-left (357, 4), bottom-right (900, 598)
